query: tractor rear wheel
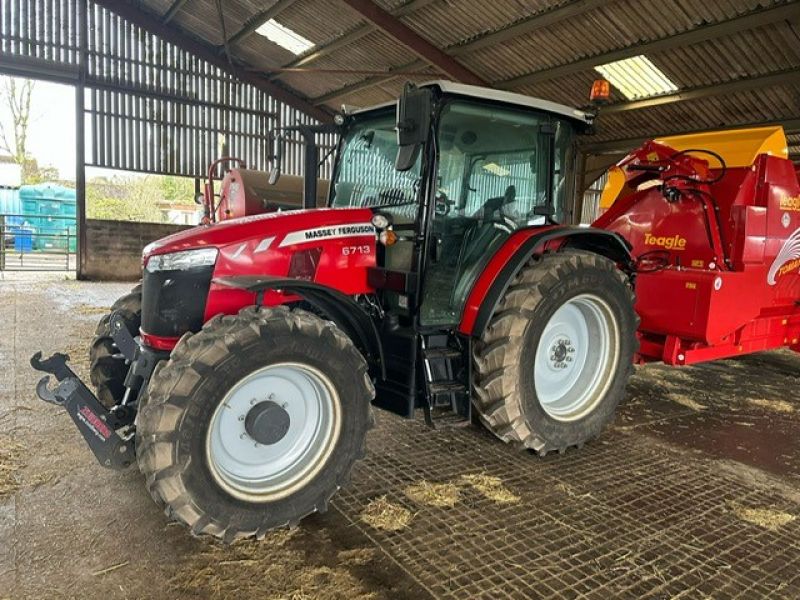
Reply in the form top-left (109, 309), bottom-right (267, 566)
top-left (89, 284), bottom-right (142, 407)
top-left (135, 306), bottom-right (374, 542)
top-left (473, 251), bottom-right (637, 455)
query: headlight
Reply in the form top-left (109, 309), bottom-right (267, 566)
top-left (146, 248), bottom-right (218, 272)
top-left (370, 213), bottom-right (391, 229)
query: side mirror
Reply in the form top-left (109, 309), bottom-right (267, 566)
top-left (395, 82), bottom-right (432, 172)
top-left (194, 193), bottom-right (204, 205)
top-left (268, 132), bottom-right (284, 185)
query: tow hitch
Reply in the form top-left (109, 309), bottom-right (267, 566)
top-left (31, 351), bottom-right (136, 469)
top-left (30, 313), bottom-right (146, 470)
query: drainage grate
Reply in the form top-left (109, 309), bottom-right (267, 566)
top-left (334, 413), bottom-right (800, 599)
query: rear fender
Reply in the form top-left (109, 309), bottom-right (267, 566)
top-left (214, 276), bottom-right (385, 379)
top-left (458, 226), bottom-right (632, 337)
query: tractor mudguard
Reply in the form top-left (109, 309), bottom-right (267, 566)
top-left (213, 275), bottom-right (386, 379)
top-left (459, 226), bottom-right (633, 337)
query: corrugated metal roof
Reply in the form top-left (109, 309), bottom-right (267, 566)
top-left (594, 82), bottom-right (800, 140)
top-left (137, 0), bottom-right (800, 146)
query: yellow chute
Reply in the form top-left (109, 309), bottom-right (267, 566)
top-left (599, 126), bottom-right (789, 211)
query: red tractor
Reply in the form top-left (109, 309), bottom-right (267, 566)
top-left (32, 81), bottom-right (800, 542)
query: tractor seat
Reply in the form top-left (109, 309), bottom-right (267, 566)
top-left (449, 190), bottom-right (516, 310)
top-left (451, 223), bottom-right (508, 310)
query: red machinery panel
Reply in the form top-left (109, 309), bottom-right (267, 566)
top-left (595, 136), bottom-right (800, 365)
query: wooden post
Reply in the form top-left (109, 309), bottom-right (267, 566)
top-left (76, 0), bottom-right (87, 279)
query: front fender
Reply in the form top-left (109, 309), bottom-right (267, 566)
top-left (458, 226), bottom-right (632, 337)
top-left (213, 276), bottom-right (385, 380)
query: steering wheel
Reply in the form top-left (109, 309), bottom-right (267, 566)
top-left (434, 190), bottom-right (454, 216)
top-left (485, 185), bottom-right (517, 230)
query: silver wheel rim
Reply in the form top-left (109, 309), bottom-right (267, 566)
top-left (206, 362), bottom-right (341, 502)
top-left (534, 294), bottom-right (620, 421)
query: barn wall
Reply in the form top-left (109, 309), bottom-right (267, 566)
top-left (83, 219), bottom-right (190, 280)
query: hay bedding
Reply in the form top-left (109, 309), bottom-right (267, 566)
top-left (403, 480), bottom-right (460, 508)
top-left (360, 496), bottom-right (413, 531)
top-left (74, 304), bottom-right (112, 316)
top-left (729, 502), bottom-right (796, 531)
top-left (0, 440), bottom-right (23, 498)
top-left (745, 398), bottom-right (795, 414)
top-left (667, 393), bottom-right (707, 412)
top-left (361, 474), bottom-right (520, 533)
top-left (458, 473), bottom-right (520, 504)
top-left (169, 532), bottom-right (378, 600)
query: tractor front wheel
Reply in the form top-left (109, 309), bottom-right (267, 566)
top-left (135, 306), bottom-right (374, 542)
top-left (473, 251), bottom-right (637, 455)
top-left (89, 284), bottom-right (142, 407)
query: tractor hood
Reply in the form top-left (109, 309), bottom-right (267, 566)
top-left (141, 207), bottom-right (379, 324)
top-left (142, 207), bottom-right (375, 260)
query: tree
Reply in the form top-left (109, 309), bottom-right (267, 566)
top-left (159, 175), bottom-right (195, 204)
top-left (0, 77), bottom-right (35, 179)
top-left (86, 174), bottom-right (171, 223)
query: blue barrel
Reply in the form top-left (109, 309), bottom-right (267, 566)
top-left (12, 226), bottom-right (33, 252)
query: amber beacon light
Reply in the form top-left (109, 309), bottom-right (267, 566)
top-left (590, 79), bottom-right (611, 105)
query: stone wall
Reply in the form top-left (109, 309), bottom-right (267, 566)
top-left (82, 219), bottom-right (191, 280)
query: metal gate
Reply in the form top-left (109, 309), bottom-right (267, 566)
top-left (0, 214), bottom-right (76, 271)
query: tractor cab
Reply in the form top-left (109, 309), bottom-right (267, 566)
top-left (309, 82), bottom-right (595, 419)
top-left (327, 82), bottom-right (592, 329)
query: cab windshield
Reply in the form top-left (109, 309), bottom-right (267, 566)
top-left (329, 110), bottom-right (421, 221)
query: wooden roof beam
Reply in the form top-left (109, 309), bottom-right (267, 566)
top-left (162, 0), bottom-right (190, 24)
top-left (311, 0), bottom-right (619, 105)
top-left (275, 0), bottom-right (439, 74)
top-left (338, 0), bottom-right (485, 85)
top-left (221, 0), bottom-right (299, 49)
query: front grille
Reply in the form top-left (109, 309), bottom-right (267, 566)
top-left (140, 265), bottom-right (214, 338)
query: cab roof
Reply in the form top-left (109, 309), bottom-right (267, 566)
top-left (429, 81), bottom-right (592, 124)
top-left (349, 80), bottom-right (593, 125)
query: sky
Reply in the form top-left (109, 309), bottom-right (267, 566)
top-left (0, 77), bottom-right (76, 181)
top-left (0, 76), bottom-right (152, 183)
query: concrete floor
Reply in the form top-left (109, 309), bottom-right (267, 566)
top-left (1, 275), bottom-right (799, 599)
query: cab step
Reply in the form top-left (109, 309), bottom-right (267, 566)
top-left (424, 347), bottom-right (462, 359)
top-left (421, 334), bottom-right (472, 426)
top-left (429, 381), bottom-right (467, 395)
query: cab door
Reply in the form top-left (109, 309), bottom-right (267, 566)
top-left (419, 100), bottom-right (573, 327)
